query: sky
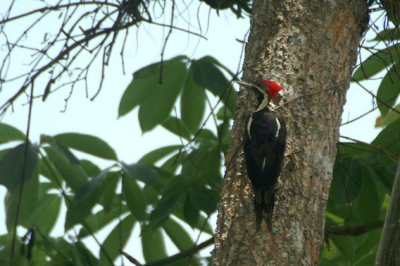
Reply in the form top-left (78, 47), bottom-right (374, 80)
top-left (0, 1), bottom-right (383, 264)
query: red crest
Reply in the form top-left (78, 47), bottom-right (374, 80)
top-left (260, 80), bottom-right (284, 99)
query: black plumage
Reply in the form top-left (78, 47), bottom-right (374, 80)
top-left (243, 104), bottom-right (287, 231)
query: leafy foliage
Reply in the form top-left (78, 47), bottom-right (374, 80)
top-left (320, 23), bottom-right (400, 265)
top-left (0, 54), bottom-right (235, 264)
top-left (352, 26), bottom-right (400, 128)
top-left (118, 55), bottom-right (236, 133)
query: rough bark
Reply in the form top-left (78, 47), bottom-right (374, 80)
top-left (213, 1), bottom-right (368, 265)
top-left (375, 160), bottom-right (400, 266)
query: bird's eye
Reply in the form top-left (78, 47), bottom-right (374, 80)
top-left (255, 80), bottom-right (264, 88)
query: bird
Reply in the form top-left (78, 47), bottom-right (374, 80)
top-left (236, 79), bottom-right (287, 231)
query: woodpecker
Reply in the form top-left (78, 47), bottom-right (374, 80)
top-left (236, 79), bottom-right (287, 231)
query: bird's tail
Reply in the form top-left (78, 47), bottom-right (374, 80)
top-left (254, 189), bottom-right (275, 231)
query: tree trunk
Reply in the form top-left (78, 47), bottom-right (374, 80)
top-left (375, 160), bottom-right (400, 265)
top-left (213, 1), bottom-right (368, 265)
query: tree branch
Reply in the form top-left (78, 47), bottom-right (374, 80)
top-left (119, 221), bottom-right (383, 266)
top-left (325, 220), bottom-right (384, 236)
top-left (0, 1), bottom-right (119, 25)
top-left (0, 1), bottom-right (206, 114)
top-left (121, 237), bottom-right (214, 266)
top-left (9, 82), bottom-right (35, 266)
top-left (340, 135), bottom-right (399, 162)
top-left (375, 160), bottom-right (400, 265)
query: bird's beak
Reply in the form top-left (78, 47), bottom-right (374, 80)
top-left (235, 80), bottom-right (265, 95)
top-left (235, 80), bottom-right (254, 88)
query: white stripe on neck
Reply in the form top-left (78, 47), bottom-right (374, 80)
top-left (247, 116), bottom-right (253, 140)
top-left (256, 95), bottom-right (269, 112)
top-left (275, 117), bottom-right (281, 138)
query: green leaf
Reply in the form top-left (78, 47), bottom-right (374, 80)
top-left (161, 152), bottom-right (185, 173)
top-left (162, 116), bottom-right (192, 140)
top-left (331, 236), bottom-right (355, 259)
top-left (352, 44), bottom-right (400, 81)
top-left (0, 143), bottom-right (39, 190)
top-left (218, 120), bottom-right (232, 155)
top-left (329, 155), bottom-right (363, 206)
top-left (122, 162), bottom-right (158, 186)
top-left (101, 173), bottom-right (120, 213)
top-left (216, 106), bottom-right (233, 121)
top-left (24, 194), bottom-right (61, 234)
top-left (175, 212), bottom-right (213, 235)
top-left (163, 218), bottom-right (194, 251)
top-left (122, 173), bottom-right (147, 220)
top-left (150, 193), bottom-right (183, 227)
top-left (183, 196), bottom-right (200, 228)
top-left (0, 123), bottom-right (25, 144)
top-left (354, 230), bottom-right (381, 260)
top-left (162, 175), bottom-right (191, 198)
top-left (99, 214), bottom-right (136, 264)
top-left (73, 241), bottom-right (98, 266)
top-left (37, 237), bottom-right (75, 264)
top-left (118, 62), bottom-right (162, 117)
top-left (5, 175), bottom-right (39, 232)
top-left (199, 146), bottom-right (222, 182)
top-left (376, 63), bottom-right (400, 116)
top-left (43, 146), bottom-right (87, 191)
top-left (54, 133), bottom-right (118, 160)
top-left (28, 246), bottom-right (49, 266)
top-left (356, 175), bottom-right (381, 224)
top-left (0, 236), bottom-right (25, 265)
top-left (80, 159), bottom-right (101, 177)
top-left (0, 148), bottom-right (11, 161)
top-left (200, 56), bottom-right (236, 77)
top-left (79, 206), bottom-right (126, 238)
top-left (141, 227), bottom-right (167, 263)
top-left (191, 57), bottom-right (237, 113)
top-left (65, 169), bottom-right (113, 230)
top-left (138, 59), bottom-right (187, 132)
top-left (354, 253), bottom-right (375, 266)
top-left (180, 69), bottom-right (206, 133)
top-left (139, 145), bottom-right (181, 165)
top-left (118, 56), bottom-right (188, 117)
top-left (372, 118), bottom-right (400, 154)
top-left (371, 28), bottom-right (400, 42)
top-left (371, 153), bottom-right (397, 191)
top-left (190, 188), bottom-right (218, 214)
top-left (382, 2), bottom-right (400, 26)
top-left (142, 185), bottom-right (159, 204)
top-left (379, 103), bottom-right (400, 127)
top-left (181, 145), bottom-right (221, 186)
top-left (41, 134), bottom-right (81, 164)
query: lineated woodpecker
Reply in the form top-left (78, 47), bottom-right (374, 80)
top-left (237, 79), bottom-right (287, 231)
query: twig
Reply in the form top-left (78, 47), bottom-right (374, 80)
top-left (0, 1), bottom-right (119, 24)
top-left (276, 88), bottom-right (331, 109)
top-left (120, 250), bottom-right (143, 266)
top-left (340, 135), bottom-right (398, 162)
top-left (159, 0), bottom-right (175, 84)
top-left (353, 80), bottom-right (400, 115)
top-left (325, 220), bottom-right (384, 236)
top-left (121, 237), bottom-right (214, 266)
top-left (341, 106), bottom-right (377, 126)
top-left (9, 82), bottom-right (35, 266)
top-left (0, 1), bottom-right (206, 115)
